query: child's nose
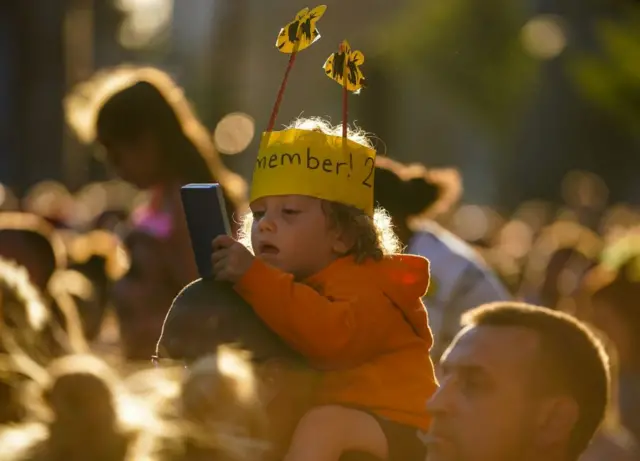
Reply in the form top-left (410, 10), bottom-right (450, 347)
top-left (257, 213), bottom-right (277, 232)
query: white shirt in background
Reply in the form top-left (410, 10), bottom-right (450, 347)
top-left (407, 222), bottom-right (512, 361)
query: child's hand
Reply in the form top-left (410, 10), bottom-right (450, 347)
top-left (211, 235), bottom-right (255, 283)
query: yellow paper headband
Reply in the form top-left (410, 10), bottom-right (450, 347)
top-left (252, 6), bottom-right (375, 215)
top-left (251, 129), bottom-right (376, 215)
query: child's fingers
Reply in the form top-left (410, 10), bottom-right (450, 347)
top-left (212, 235), bottom-right (235, 251)
top-left (211, 248), bottom-right (229, 264)
top-left (212, 258), bottom-right (228, 279)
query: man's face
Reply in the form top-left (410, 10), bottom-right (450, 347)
top-left (426, 325), bottom-right (544, 461)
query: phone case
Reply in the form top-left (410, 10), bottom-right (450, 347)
top-left (181, 183), bottom-right (231, 278)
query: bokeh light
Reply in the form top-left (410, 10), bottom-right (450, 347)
top-left (213, 112), bottom-right (256, 155)
top-left (71, 182), bottom-right (110, 229)
top-left (600, 204), bottom-right (640, 243)
top-left (22, 181), bottom-right (74, 223)
top-left (512, 200), bottom-right (553, 234)
top-left (115, 0), bottom-right (174, 50)
top-left (452, 205), bottom-right (489, 242)
top-left (521, 15), bottom-right (567, 60)
top-left (497, 219), bottom-right (534, 259)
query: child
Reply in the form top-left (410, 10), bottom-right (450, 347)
top-left (211, 117), bottom-right (437, 461)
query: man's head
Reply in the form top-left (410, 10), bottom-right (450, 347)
top-left (0, 213), bottom-right (66, 292)
top-left (426, 302), bottom-right (609, 461)
top-left (156, 278), bottom-right (318, 456)
top-left (156, 278), bottom-right (302, 365)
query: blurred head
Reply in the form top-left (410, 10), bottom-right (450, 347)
top-left (43, 355), bottom-right (129, 461)
top-left (156, 278), bottom-right (301, 365)
top-left (45, 355), bottom-right (118, 430)
top-left (521, 222), bottom-right (602, 308)
top-left (582, 260), bottom-right (640, 370)
top-left (67, 67), bottom-right (247, 219)
top-left (96, 81), bottom-right (214, 189)
top-left (0, 213), bottom-right (66, 292)
top-left (373, 156), bottom-right (461, 243)
top-left (0, 231), bottom-right (56, 293)
top-left (243, 118), bottom-right (400, 279)
top-left (540, 247), bottom-right (596, 311)
top-left (180, 349), bottom-right (268, 460)
top-left (427, 302), bottom-right (609, 461)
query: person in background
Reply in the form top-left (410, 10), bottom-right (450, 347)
top-left (0, 212), bottom-right (102, 357)
top-left (579, 235), bottom-right (640, 444)
top-left (0, 255), bottom-right (54, 424)
top-left (0, 212), bottom-right (66, 294)
top-left (578, 330), bottom-right (639, 461)
top-left (519, 221), bottom-right (602, 312)
top-left (427, 302), bottom-right (609, 461)
top-left (374, 157), bottom-right (511, 361)
top-left (66, 67), bottom-right (247, 360)
top-left (65, 229), bottom-right (129, 341)
top-left (536, 247), bottom-right (597, 311)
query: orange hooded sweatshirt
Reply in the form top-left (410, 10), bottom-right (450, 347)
top-left (234, 254), bottom-right (437, 430)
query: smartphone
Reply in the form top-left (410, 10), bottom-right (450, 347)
top-left (181, 183), bottom-right (231, 279)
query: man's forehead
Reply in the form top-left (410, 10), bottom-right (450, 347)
top-left (443, 325), bottom-right (541, 375)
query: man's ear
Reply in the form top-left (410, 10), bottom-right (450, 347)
top-left (535, 396), bottom-right (579, 449)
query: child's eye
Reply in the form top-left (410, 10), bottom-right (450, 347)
top-left (252, 211), bottom-right (265, 220)
top-left (283, 209), bottom-right (301, 216)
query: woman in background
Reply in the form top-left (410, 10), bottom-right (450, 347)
top-left (65, 67), bottom-right (246, 360)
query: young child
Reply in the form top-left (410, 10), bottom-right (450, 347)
top-left (211, 117), bottom-right (437, 461)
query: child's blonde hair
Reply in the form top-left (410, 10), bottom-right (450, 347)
top-left (240, 117), bottom-right (401, 262)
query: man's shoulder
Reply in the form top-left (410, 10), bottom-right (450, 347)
top-left (409, 226), bottom-right (510, 300)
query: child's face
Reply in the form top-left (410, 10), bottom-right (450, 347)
top-left (250, 195), bottom-right (345, 279)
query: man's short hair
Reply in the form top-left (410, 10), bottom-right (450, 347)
top-left (156, 278), bottom-right (304, 365)
top-left (461, 302), bottom-right (610, 460)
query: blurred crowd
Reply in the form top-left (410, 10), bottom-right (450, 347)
top-left (0, 65), bottom-right (638, 461)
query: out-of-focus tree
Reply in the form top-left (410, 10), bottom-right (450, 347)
top-left (568, 9), bottom-right (640, 137)
top-left (381, 0), bottom-right (539, 136)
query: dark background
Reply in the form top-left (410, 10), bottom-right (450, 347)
top-left (1, 0), bottom-right (639, 212)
